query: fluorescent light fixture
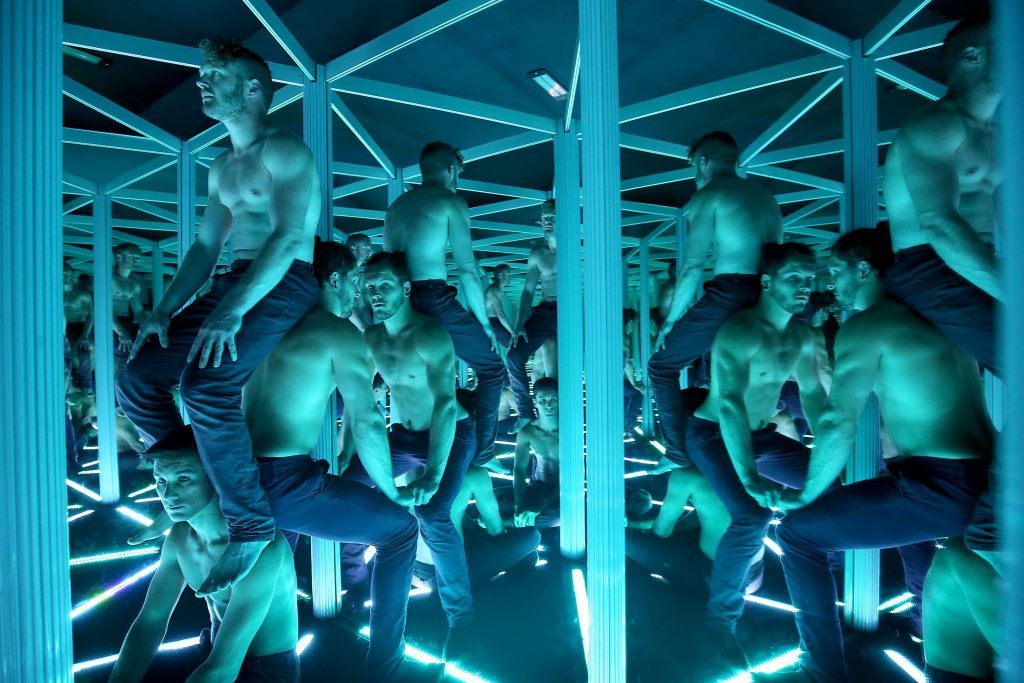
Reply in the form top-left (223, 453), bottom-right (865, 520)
top-left (719, 647), bottom-right (804, 683)
top-left (495, 453), bottom-right (514, 459)
top-left (68, 509), bottom-right (95, 523)
top-left (683, 505), bottom-right (695, 511)
top-left (72, 637), bottom-right (201, 673)
top-left (80, 459), bottom-right (99, 467)
top-left (883, 649), bottom-right (926, 683)
top-left (357, 626), bottom-right (492, 683)
top-left (68, 504), bottom-right (83, 510)
top-left (83, 445), bottom-right (99, 450)
top-left (71, 561), bottom-right (160, 619)
top-left (63, 45), bottom-right (113, 67)
top-left (624, 470), bottom-right (650, 479)
top-left (296, 589), bottom-right (311, 600)
top-left (78, 469), bottom-right (100, 475)
top-left (651, 499), bottom-right (664, 506)
top-left (571, 568), bottom-right (590, 666)
top-left (743, 594), bottom-right (799, 613)
top-left (128, 483), bottom-right (157, 498)
top-left (295, 633), bottom-right (314, 656)
top-left (134, 496), bottom-right (162, 503)
top-left (624, 438), bottom-right (636, 443)
top-left (650, 440), bottom-right (667, 454)
top-left (878, 592), bottom-right (915, 611)
top-left (364, 546), bottom-right (377, 563)
top-left (116, 506), bottom-right (154, 527)
top-left (488, 472), bottom-right (514, 481)
top-left (624, 456), bottom-right (658, 465)
top-left (495, 440), bottom-right (516, 446)
top-left (66, 478), bottom-right (101, 501)
top-left (763, 537), bottom-right (784, 557)
top-left (364, 586), bottom-right (435, 608)
top-left (70, 547), bottom-right (159, 567)
top-left (890, 601), bottom-right (915, 615)
top-left (634, 426), bottom-right (643, 435)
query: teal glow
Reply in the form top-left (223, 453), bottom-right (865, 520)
top-left (571, 568), bottom-right (590, 666)
top-left (763, 537), bottom-right (784, 557)
top-left (357, 626), bottom-right (492, 683)
top-left (718, 647), bottom-right (803, 683)
top-left (66, 478), bottom-right (101, 501)
top-left (70, 561), bottom-right (160, 619)
top-left (116, 505), bottom-right (154, 527)
top-left (295, 633), bottom-right (314, 655)
top-left (883, 649), bottom-right (925, 683)
top-left (878, 591), bottom-right (914, 611)
top-left (68, 509), bottom-right (95, 523)
top-left (70, 547), bottom-right (159, 567)
top-left (128, 483), bottom-right (157, 498)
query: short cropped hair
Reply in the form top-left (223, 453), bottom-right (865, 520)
top-left (533, 377), bottom-right (558, 395)
top-left (688, 131), bottom-right (739, 165)
top-left (198, 37), bottom-right (273, 108)
top-left (941, 10), bottom-right (991, 82)
top-left (345, 233), bottom-right (371, 248)
top-left (761, 242), bottom-right (816, 276)
top-left (623, 308), bottom-right (638, 325)
top-left (492, 264), bottom-right (511, 276)
top-left (541, 198), bottom-right (556, 214)
top-left (313, 236), bottom-right (357, 285)
top-left (142, 425), bottom-right (199, 467)
top-left (364, 251), bottom-right (411, 283)
top-left (113, 242), bottom-right (141, 256)
top-left (419, 141), bottom-right (464, 175)
top-left (831, 227), bottom-right (894, 276)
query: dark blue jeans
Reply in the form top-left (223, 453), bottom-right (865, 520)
top-left (116, 260), bottom-right (319, 542)
top-left (648, 275), bottom-right (761, 466)
top-left (686, 414), bottom-right (810, 633)
top-left (489, 316), bottom-right (512, 350)
top-left (885, 245), bottom-right (1000, 377)
top-left (505, 300), bottom-right (558, 418)
top-left (965, 476), bottom-right (997, 552)
top-left (778, 456), bottom-right (989, 682)
top-left (410, 280), bottom-right (508, 464)
top-left (344, 417), bottom-right (477, 626)
top-left (624, 379), bottom-right (644, 433)
top-left (258, 456), bottom-right (418, 682)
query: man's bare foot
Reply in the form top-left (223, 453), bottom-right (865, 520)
top-left (648, 456), bottom-right (682, 476)
top-left (509, 417), bottom-right (532, 434)
top-left (196, 539), bottom-right (270, 596)
top-left (481, 457), bottom-right (510, 475)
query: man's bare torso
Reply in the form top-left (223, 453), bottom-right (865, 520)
top-left (530, 243), bottom-right (557, 301)
top-left (485, 283), bottom-right (505, 318)
top-left (700, 176), bottom-right (783, 276)
top-left (383, 186), bottom-right (456, 281)
top-left (64, 287), bottom-right (91, 323)
top-left (884, 100), bottom-right (999, 251)
top-left (524, 420), bottom-right (559, 484)
top-left (112, 272), bottom-right (143, 319)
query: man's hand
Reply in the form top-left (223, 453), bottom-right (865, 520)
top-left (407, 473), bottom-right (442, 507)
top-left (130, 309), bottom-right (171, 361)
top-left (776, 489), bottom-right (809, 512)
top-left (77, 337), bottom-right (92, 351)
top-left (389, 486), bottom-right (416, 508)
top-left (511, 325), bottom-right (528, 349)
top-left (188, 305), bottom-right (243, 369)
top-left (514, 509), bottom-right (539, 528)
top-left (742, 477), bottom-right (781, 509)
top-left (654, 321), bottom-right (675, 352)
top-left (116, 334), bottom-right (133, 354)
top-left (486, 328), bottom-right (507, 361)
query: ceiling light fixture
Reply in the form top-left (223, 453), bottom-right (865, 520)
top-left (528, 68), bottom-right (568, 101)
top-left (63, 45), bottom-right (113, 68)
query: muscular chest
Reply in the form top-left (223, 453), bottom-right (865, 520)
top-left (535, 248), bottom-right (557, 279)
top-left (111, 276), bottom-right (135, 300)
top-left (956, 123), bottom-right (1000, 190)
top-left (218, 153), bottom-right (272, 212)
top-left (752, 334), bottom-right (799, 381)
top-left (372, 335), bottom-right (423, 386)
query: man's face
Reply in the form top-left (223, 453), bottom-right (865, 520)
top-left (763, 257), bottom-right (817, 314)
top-left (349, 241), bottom-right (373, 266)
top-left (540, 206), bottom-right (556, 238)
top-left (496, 270), bottom-right (510, 288)
top-left (535, 389), bottom-right (559, 419)
top-left (827, 255), bottom-right (863, 311)
top-left (196, 61), bottom-right (248, 121)
top-left (154, 453), bottom-right (215, 523)
top-left (364, 267), bottom-right (410, 321)
top-left (690, 149), bottom-right (710, 189)
top-left (332, 267), bottom-right (361, 318)
top-left (115, 248), bottom-right (141, 271)
top-left (63, 265), bottom-right (75, 289)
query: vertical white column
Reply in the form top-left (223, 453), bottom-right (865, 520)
top-left (579, 0), bottom-right (626, 678)
top-left (177, 140), bottom-right (196, 266)
top-left (638, 238), bottom-right (654, 435)
top-left (150, 241), bottom-right (164, 306)
top-left (841, 39), bottom-right (881, 630)
top-left (93, 191), bottom-right (120, 502)
top-left (386, 169), bottom-right (409, 422)
top-left (674, 207), bottom-right (689, 388)
top-left (0, 0), bottom-right (74, 678)
top-left (305, 66), bottom-right (344, 618)
top-left (997, 0), bottom-right (1024, 678)
top-left (555, 121), bottom-right (585, 559)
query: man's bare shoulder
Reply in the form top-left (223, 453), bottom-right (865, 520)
top-left (412, 312), bottom-right (453, 351)
top-left (835, 304), bottom-right (894, 348)
top-left (897, 100), bottom-right (966, 151)
top-left (260, 128), bottom-right (314, 169)
top-left (715, 308), bottom-right (763, 354)
top-left (163, 522), bottom-right (192, 557)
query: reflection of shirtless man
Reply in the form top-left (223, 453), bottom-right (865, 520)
top-left (774, 229), bottom-right (992, 683)
top-left (648, 132), bottom-right (783, 470)
top-left (345, 232), bottom-right (375, 331)
top-left (485, 264), bottom-right (514, 350)
top-left (685, 243), bottom-right (826, 671)
top-left (383, 141), bottom-right (507, 466)
top-left (64, 263), bottom-right (93, 350)
top-left (507, 200), bottom-right (558, 430)
top-left (109, 428), bottom-right (299, 683)
top-left (116, 38), bottom-right (322, 596)
top-left (512, 377), bottom-right (560, 529)
top-left (883, 12), bottom-right (1001, 375)
top-left (354, 251), bottom-right (478, 662)
top-left (111, 243), bottom-right (148, 356)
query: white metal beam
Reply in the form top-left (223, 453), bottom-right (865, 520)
top-left (564, 40), bottom-right (581, 130)
top-left (874, 21), bottom-right (955, 60)
top-left (748, 129), bottom-right (897, 167)
top-left (621, 167), bottom-right (694, 192)
top-left (62, 77), bottom-right (178, 149)
top-left (64, 214), bottom-right (178, 233)
top-left (112, 197), bottom-right (179, 223)
top-left (104, 156), bottom-right (177, 195)
top-left (326, 0), bottom-right (503, 80)
top-left (620, 53), bottom-right (840, 123)
top-left (63, 171), bottom-right (98, 194)
top-left (863, 0), bottom-right (933, 56)
top-left (782, 197), bottom-right (839, 225)
top-left (331, 178), bottom-right (388, 200)
top-left (62, 128), bottom-right (174, 155)
top-left (619, 133), bottom-right (690, 160)
top-left (63, 195), bottom-right (93, 215)
top-left (467, 197), bottom-right (543, 218)
top-left (460, 130), bottom-right (554, 163)
top-left (333, 206), bottom-right (386, 221)
top-left (329, 90), bottom-right (396, 176)
top-left (700, 0), bottom-right (852, 58)
top-left (741, 71), bottom-right (843, 165)
top-left (747, 164), bottom-right (844, 193)
top-left (875, 60), bottom-right (946, 101)
top-left (621, 200), bottom-right (678, 218)
top-left (242, 0), bottom-right (316, 81)
top-left (776, 188), bottom-right (838, 204)
top-left (332, 161), bottom-right (390, 179)
top-left (458, 179), bottom-right (548, 200)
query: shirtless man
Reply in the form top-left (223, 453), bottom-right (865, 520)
top-left (111, 243), bottom-right (148, 356)
top-left (485, 264), bottom-right (514, 350)
top-left (353, 251), bottom-right (478, 662)
top-left (346, 232), bottom-right (376, 331)
top-left (511, 377), bottom-right (561, 528)
top-left (623, 309), bottom-right (645, 434)
top-left (116, 38), bottom-right (322, 595)
top-left (769, 229), bottom-right (992, 683)
top-left (648, 132), bottom-right (783, 470)
top-left (383, 142), bottom-right (507, 467)
top-left (507, 200), bottom-right (558, 430)
top-left (64, 263), bottom-right (95, 392)
top-left (109, 427), bottom-right (299, 683)
top-left (882, 11), bottom-right (1001, 377)
top-left (685, 242), bottom-right (826, 670)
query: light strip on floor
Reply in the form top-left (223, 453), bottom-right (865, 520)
top-left (296, 588), bottom-right (311, 600)
top-left (357, 626), bottom-right (492, 683)
top-left (68, 504), bottom-right (83, 510)
top-left (624, 438), bottom-right (636, 443)
top-left (624, 470), bottom-right (650, 479)
top-left (71, 561), bottom-right (160, 619)
top-left (363, 586), bottom-right (435, 607)
top-left (295, 633), bottom-right (314, 655)
top-left (634, 426), bottom-right (643, 435)
top-left (487, 472), bottom-right (514, 481)
top-left (495, 440), bottom-right (516, 446)
top-left (134, 496), bottom-right (161, 503)
top-left (650, 440), bottom-right (667, 454)
top-left (83, 445), bottom-right (98, 450)
top-left (80, 459), bottom-right (99, 467)
top-left (624, 456), bottom-right (659, 465)
top-left (883, 649), bottom-right (926, 683)
top-left (571, 568), bottom-right (590, 666)
top-left (70, 547), bottom-right (159, 567)
top-left (72, 636), bottom-right (201, 673)
top-left (719, 647), bottom-right (803, 683)
top-left (78, 469), bottom-right (100, 475)
top-left (890, 601), bottom-right (915, 614)
top-left (743, 594), bottom-right (799, 613)
top-left (128, 483), bottom-right (157, 498)
top-left (68, 509), bottom-right (94, 523)
top-left (66, 478), bottom-right (101, 501)
top-left (763, 537), bottom-right (784, 557)
top-left (878, 591), bottom-right (914, 611)
top-left (495, 453), bottom-right (514, 459)
top-left (535, 558), bottom-right (548, 567)
top-left (116, 506), bottom-right (154, 527)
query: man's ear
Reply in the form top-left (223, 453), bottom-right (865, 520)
top-left (329, 271), bottom-right (340, 290)
top-left (246, 78), bottom-right (263, 99)
top-left (761, 273), bottom-right (771, 290)
top-left (962, 45), bottom-right (982, 67)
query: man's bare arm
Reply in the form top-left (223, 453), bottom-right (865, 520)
top-left (512, 426), bottom-right (533, 512)
top-left (514, 251), bottom-right (541, 345)
top-left (900, 113), bottom-right (1001, 299)
top-left (651, 468), bottom-right (694, 538)
top-left (448, 197), bottom-right (495, 338)
top-left (109, 530), bottom-right (187, 683)
top-left (656, 198), bottom-right (714, 349)
top-left (487, 286), bottom-right (515, 334)
top-left (792, 326), bottom-right (828, 433)
top-left (414, 323), bottom-right (459, 505)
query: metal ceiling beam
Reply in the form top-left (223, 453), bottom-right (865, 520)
top-left (621, 200), bottom-right (678, 218)
top-left (621, 167), bottom-right (694, 192)
top-left (458, 179), bottom-right (548, 200)
top-left (63, 171), bottom-right (97, 194)
top-left (332, 162), bottom-right (390, 179)
top-left (619, 133), bottom-right (690, 160)
top-left (62, 224), bottom-right (157, 249)
top-left (189, 84), bottom-right (303, 152)
top-left (63, 196), bottom-right (93, 215)
top-left (776, 188), bottom-right (839, 204)
top-left (874, 21), bottom-right (955, 60)
top-left (111, 197), bottom-right (179, 223)
top-left (620, 53), bottom-right (840, 123)
top-left (741, 71), bottom-right (843, 165)
top-left (333, 206), bottom-right (386, 221)
top-left (471, 219), bottom-right (543, 234)
top-left (62, 128), bottom-right (174, 155)
top-left (700, 0), bottom-right (852, 58)
top-left (748, 129), bottom-right (897, 167)
top-left (333, 76), bottom-right (557, 133)
top-left (401, 130), bottom-right (554, 183)
top-left (863, 0), bottom-right (933, 56)
top-left (876, 60), bottom-right (946, 101)
top-left (104, 156), bottom-right (178, 195)
top-left (332, 178), bottom-right (388, 200)
top-left (565, 40), bottom-right (581, 130)
top-left (326, 0), bottom-right (503, 80)
top-left (748, 164), bottom-right (844, 193)
top-left (329, 90), bottom-right (396, 177)
top-left (63, 214), bottom-right (177, 233)
top-left (62, 77), bottom-right (178, 150)
top-left (242, 0), bottom-right (316, 81)
top-left (62, 23), bottom-right (304, 84)
top-left (467, 197), bottom-right (543, 218)
top-left (782, 197), bottom-right (839, 225)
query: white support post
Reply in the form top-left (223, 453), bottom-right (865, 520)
top-left (0, 1), bottom-right (74, 676)
top-left (177, 140), bottom-right (196, 265)
top-left (675, 208), bottom-right (688, 388)
top-left (580, 0), bottom-right (625, 678)
top-left (93, 191), bottom-right (120, 502)
top-left (554, 121), bottom-right (585, 560)
top-left (997, 0), bottom-right (1024, 678)
top-left (841, 39), bottom-right (880, 631)
top-left (304, 65), bottom-right (345, 619)
top-left (638, 238), bottom-right (654, 435)
top-left (150, 241), bottom-right (164, 306)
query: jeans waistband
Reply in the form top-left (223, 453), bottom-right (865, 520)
top-left (222, 258), bottom-right (313, 274)
top-left (410, 279), bottom-right (449, 289)
top-left (893, 244), bottom-right (937, 260)
top-left (710, 273), bottom-right (761, 283)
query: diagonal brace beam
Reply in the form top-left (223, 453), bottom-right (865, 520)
top-left (742, 71), bottom-right (843, 165)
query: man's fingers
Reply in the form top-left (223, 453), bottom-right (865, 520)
top-left (212, 342), bottom-right (224, 369)
top-left (197, 338), bottom-right (213, 369)
top-left (129, 330), bottom-right (149, 361)
top-left (227, 338), bottom-right (238, 362)
top-left (157, 325), bottom-right (169, 349)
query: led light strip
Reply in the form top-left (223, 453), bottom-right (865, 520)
top-left (878, 591), bottom-right (914, 611)
top-left (70, 547), bottom-right (159, 567)
top-left (116, 506), bottom-right (154, 527)
top-left (719, 647), bottom-right (803, 683)
top-left (743, 594), bottom-right (799, 613)
top-left (128, 483), bottom-right (157, 498)
top-left (66, 478), bottom-right (101, 501)
top-left (71, 561), bottom-right (160, 619)
top-left (883, 649), bottom-right (925, 683)
top-left (763, 537), bottom-right (784, 557)
top-left (357, 627), bottom-right (491, 683)
top-left (68, 509), bottom-right (95, 523)
top-left (571, 568), bottom-right (590, 666)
